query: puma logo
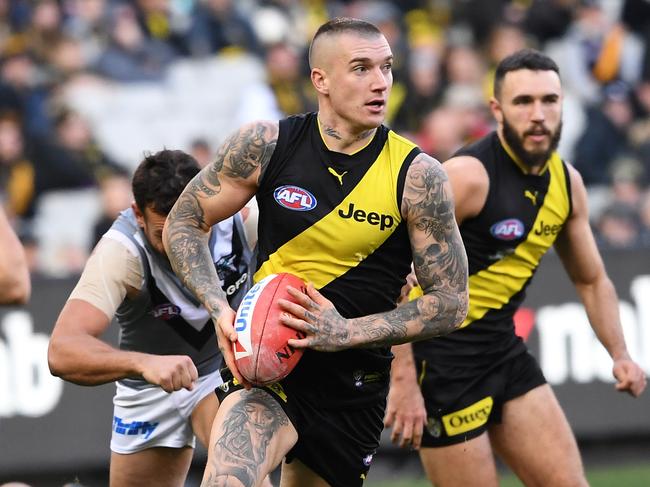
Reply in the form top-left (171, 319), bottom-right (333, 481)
top-left (524, 190), bottom-right (538, 206)
top-left (328, 167), bottom-right (348, 186)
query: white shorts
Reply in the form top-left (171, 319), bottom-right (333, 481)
top-left (110, 372), bottom-right (223, 454)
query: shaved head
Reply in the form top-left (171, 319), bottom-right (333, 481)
top-left (309, 17), bottom-right (383, 69)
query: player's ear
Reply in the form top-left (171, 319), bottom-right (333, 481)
top-left (489, 97), bottom-right (503, 125)
top-left (311, 67), bottom-right (329, 95)
top-left (131, 202), bottom-right (145, 228)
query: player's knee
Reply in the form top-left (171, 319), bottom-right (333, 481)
top-left (528, 467), bottom-right (588, 487)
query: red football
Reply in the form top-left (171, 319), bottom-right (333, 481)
top-left (233, 273), bottom-right (306, 385)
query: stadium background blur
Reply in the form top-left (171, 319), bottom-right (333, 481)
top-left (0, 0), bottom-right (649, 485)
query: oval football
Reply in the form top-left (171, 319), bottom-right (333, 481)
top-left (233, 273), bottom-right (306, 385)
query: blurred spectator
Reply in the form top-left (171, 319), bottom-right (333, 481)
top-left (21, 0), bottom-right (64, 66)
top-left (639, 189), bottom-right (650, 245)
top-left (621, 0), bottom-right (650, 79)
top-left (595, 201), bottom-right (642, 249)
top-left (547, 1), bottom-right (645, 105)
top-left (45, 35), bottom-right (90, 85)
top-left (416, 105), bottom-right (466, 162)
top-left (90, 171), bottom-right (132, 248)
top-left (0, 40), bottom-right (52, 137)
top-left (484, 22), bottom-right (529, 97)
top-left (187, 0), bottom-right (263, 58)
top-left (442, 44), bottom-right (487, 92)
top-left (264, 42), bottom-right (316, 116)
top-left (573, 81), bottom-right (636, 185)
top-left (190, 137), bottom-right (213, 168)
top-left (450, 0), bottom-right (509, 45)
top-left (94, 3), bottom-right (176, 82)
top-left (31, 107), bottom-right (124, 195)
top-left (487, 22), bottom-right (529, 66)
top-left (0, 112), bottom-right (35, 219)
top-left (523, 0), bottom-right (574, 45)
top-left (611, 156), bottom-right (645, 208)
top-left (133, 0), bottom-right (191, 56)
top-left (62, 0), bottom-right (110, 64)
top-left (442, 84), bottom-right (492, 142)
top-left (629, 79), bottom-right (650, 185)
top-left (391, 41), bottom-right (443, 134)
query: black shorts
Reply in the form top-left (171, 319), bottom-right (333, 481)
top-left (215, 369), bottom-right (385, 487)
top-left (417, 351), bottom-right (546, 447)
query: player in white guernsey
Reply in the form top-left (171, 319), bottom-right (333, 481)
top-left (48, 150), bottom-right (256, 487)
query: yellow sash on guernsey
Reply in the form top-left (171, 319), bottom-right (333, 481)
top-left (460, 152), bottom-right (570, 328)
top-left (254, 131), bottom-right (417, 286)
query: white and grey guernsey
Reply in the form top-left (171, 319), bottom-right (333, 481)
top-left (107, 208), bottom-right (252, 388)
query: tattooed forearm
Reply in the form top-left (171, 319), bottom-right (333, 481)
top-left (399, 153), bottom-right (468, 339)
top-left (165, 190), bottom-right (228, 315)
top-left (202, 389), bottom-right (288, 487)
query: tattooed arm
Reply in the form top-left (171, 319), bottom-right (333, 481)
top-left (280, 153), bottom-right (468, 350)
top-left (163, 121), bottom-right (279, 381)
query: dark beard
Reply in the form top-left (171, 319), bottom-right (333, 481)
top-left (502, 118), bottom-right (562, 168)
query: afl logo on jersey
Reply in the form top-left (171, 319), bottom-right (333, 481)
top-left (151, 303), bottom-right (181, 320)
top-left (490, 218), bottom-right (525, 240)
top-left (274, 185), bottom-right (317, 211)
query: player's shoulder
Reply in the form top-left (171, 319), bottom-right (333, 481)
top-left (235, 119), bottom-right (280, 142)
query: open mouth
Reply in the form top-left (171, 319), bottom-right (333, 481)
top-left (366, 99), bottom-right (385, 112)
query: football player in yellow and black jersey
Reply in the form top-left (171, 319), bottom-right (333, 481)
top-left (385, 49), bottom-right (647, 487)
top-left (162, 17), bottom-right (469, 487)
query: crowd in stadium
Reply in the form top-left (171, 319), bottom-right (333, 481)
top-left (1, 0), bottom-right (649, 278)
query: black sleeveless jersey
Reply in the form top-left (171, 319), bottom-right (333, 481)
top-left (255, 112), bottom-right (420, 407)
top-left (413, 131), bottom-right (572, 370)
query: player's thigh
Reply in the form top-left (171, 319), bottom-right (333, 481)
top-left (191, 390), bottom-right (219, 448)
top-left (203, 388), bottom-right (298, 487)
top-left (489, 384), bottom-right (588, 487)
top-left (419, 433), bottom-right (499, 487)
top-left (280, 458), bottom-right (331, 487)
top-left (110, 447), bottom-right (193, 487)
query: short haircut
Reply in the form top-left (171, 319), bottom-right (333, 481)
top-left (132, 149), bottom-right (199, 215)
top-left (494, 49), bottom-right (560, 98)
top-left (309, 17), bottom-right (382, 68)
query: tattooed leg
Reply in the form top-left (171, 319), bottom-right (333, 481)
top-left (202, 389), bottom-right (297, 487)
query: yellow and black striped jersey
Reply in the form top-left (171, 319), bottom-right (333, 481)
top-left (414, 131), bottom-right (572, 369)
top-left (255, 112), bottom-right (420, 407)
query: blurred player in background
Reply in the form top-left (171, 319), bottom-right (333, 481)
top-left (0, 206), bottom-right (30, 304)
top-left (385, 49), bottom-right (646, 487)
top-left (163, 17), bottom-right (468, 487)
top-left (48, 149), bottom-right (254, 487)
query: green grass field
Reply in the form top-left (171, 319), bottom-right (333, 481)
top-left (366, 463), bottom-right (650, 487)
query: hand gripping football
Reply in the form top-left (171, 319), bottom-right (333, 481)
top-left (233, 273), bottom-right (306, 385)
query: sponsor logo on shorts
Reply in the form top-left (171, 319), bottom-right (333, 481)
top-left (442, 396), bottom-right (493, 436)
top-left (352, 370), bottom-right (383, 388)
top-left (338, 203), bottom-right (395, 231)
top-left (426, 417), bottom-right (442, 438)
top-left (490, 218), bottom-right (525, 241)
top-left (362, 452), bottom-right (374, 466)
top-left (113, 416), bottom-right (159, 439)
top-left (274, 185), bottom-right (317, 211)
top-left (151, 303), bottom-right (181, 320)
